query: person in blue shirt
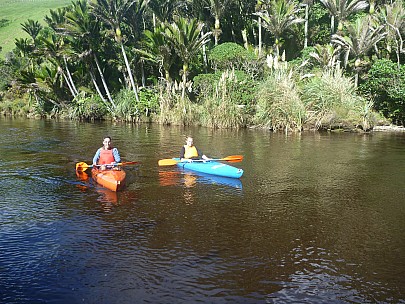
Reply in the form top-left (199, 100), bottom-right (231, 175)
top-left (93, 136), bottom-right (121, 169)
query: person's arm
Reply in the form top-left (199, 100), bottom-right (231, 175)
top-left (180, 146), bottom-right (185, 158)
top-left (112, 148), bottom-right (121, 163)
top-left (92, 148), bottom-right (101, 165)
top-left (197, 148), bottom-right (210, 160)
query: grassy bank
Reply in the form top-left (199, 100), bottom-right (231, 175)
top-left (0, 0), bottom-right (70, 57)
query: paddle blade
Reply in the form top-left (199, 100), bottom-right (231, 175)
top-left (222, 155), bottom-right (243, 162)
top-left (76, 162), bottom-right (90, 172)
top-left (158, 159), bottom-right (179, 166)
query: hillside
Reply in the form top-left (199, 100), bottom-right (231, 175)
top-left (0, 0), bottom-right (71, 58)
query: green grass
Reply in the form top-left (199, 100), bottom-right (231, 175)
top-left (0, 0), bottom-right (71, 58)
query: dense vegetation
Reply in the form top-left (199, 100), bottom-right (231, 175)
top-left (0, 0), bottom-right (404, 131)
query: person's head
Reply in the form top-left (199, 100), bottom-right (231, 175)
top-left (186, 136), bottom-right (194, 146)
top-left (103, 136), bottom-right (112, 149)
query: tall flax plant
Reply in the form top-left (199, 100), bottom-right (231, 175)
top-left (113, 89), bottom-right (140, 122)
top-left (301, 67), bottom-right (374, 129)
top-left (199, 70), bottom-right (245, 129)
top-left (255, 61), bottom-right (305, 132)
top-left (158, 82), bottom-right (196, 126)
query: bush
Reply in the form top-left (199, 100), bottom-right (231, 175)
top-left (208, 42), bottom-right (262, 78)
top-left (0, 59), bottom-right (14, 91)
top-left (302, 68), bottom-right (377, 130)
top-left (67, 93), bottom-right (108, 120)
top-left (113, 88), bottom-right (159, 122)
top-left (359, 59), bottom-right (405, 126)
top-left (193, 70), bottom-right (258, 106)
top-left (255, 68), bottom-right (305, 131)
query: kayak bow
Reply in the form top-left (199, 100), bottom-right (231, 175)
top-left (91, 167), bottom-right (126, 192)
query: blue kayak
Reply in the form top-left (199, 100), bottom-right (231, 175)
top-left (173, 158), bottom-right (243, 179)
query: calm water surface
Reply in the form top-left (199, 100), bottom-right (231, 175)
top-left (0, 117), bottom-right (404, 303)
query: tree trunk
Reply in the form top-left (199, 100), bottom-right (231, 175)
top-left (304, 4), bottom-right (308, 48)
top-left (64, 56), bottom-right (78, 95)
top-left (181, 64), bottom-right (187, 100)
top-left (61, 69), bottom-right (76, 98)
top-left (120, 42), bottom-right (139, 102)
top-left (90, 69), bottom-right (112, 112)
top-left (258, 16), bottom-right (262, 56)
top-left (214, 17), bottom-right (220, 45)
top-left (201, 29), bottom-right (208, 69)
top-left (93, 54), bottom-right (115, 108)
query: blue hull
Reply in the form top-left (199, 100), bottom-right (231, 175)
top-left (174, 158), bottom-right (243, 179)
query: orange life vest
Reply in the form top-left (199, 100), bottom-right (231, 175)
top-left (99, 149), bottom-right (115, 164)
top-left (183, 145), bottom-right (199, 159)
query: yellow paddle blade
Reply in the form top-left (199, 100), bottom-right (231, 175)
top-left (158, 159), bottom-right (179, 166)
top-left (221, 155), bottom-right (243, 162)
top-left (76, 162), bottom-right (90, 172)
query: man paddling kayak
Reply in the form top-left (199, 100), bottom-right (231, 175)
top-left (93, 136), bottom-right (121, 170)
top-left (180, 136), bottom-right (211, 162)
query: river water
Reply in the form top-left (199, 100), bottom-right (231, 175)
top-left (0, 117), bottom-right (404, 303)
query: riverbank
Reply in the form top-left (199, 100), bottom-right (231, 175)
top-left (373, 125), bottom-right (405, 132)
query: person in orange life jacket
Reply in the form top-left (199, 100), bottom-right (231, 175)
top-left (93, 136), bottom-right (121, 170)
top-left (180, 136), bottom-right (210, 162)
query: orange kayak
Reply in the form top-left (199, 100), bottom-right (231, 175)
top-left (91, 168), bottom-right (126, 192)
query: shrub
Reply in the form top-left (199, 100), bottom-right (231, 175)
top-left (208, 42), bottom-right (262, 78)
top-left (197, 70), bottom-right (248, 129)
top-left (302, 68), bottom-right (376, 130)
top-left (67, 93), bottom-right (108, 120)
top-left (359, 59), bottom-right (405, 126)
top-left (113, 88), bottom-right (160, 122)
top-left (255, 67), bottom-right (305, 131)
top-left (193, 70), bottom-right (257, 106)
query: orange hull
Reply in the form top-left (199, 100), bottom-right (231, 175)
top-left (92, 168), bottom-right (126, 192)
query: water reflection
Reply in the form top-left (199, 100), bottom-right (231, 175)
top-left (159, 169), bottom-right (243, 190)
top-left (75, 170), bottom-right (139, 210)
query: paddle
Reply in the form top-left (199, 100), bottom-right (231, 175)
top-left (76, 161), bottom-right (138, 172)
top-left (158, 155), bottom-right (243, 166)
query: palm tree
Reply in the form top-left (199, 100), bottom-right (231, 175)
top-left (204, 0), bottom-right (232, 45)
top-left (319, 0), bottom-right (369, 33)
top-left (310, 43), bottom-right (340, 69)
top-left (14, 38), bottom-right (33, 58)
top-left (164, 17), bottom-right (211, 99)
top-left (255, 0), bottom-right (266, 56)
top-left (148, 0), bottom-right (184, 26)
top-left (21, 19), bottom-right (43, 41)
top-left (90, 0), bottom-right (148, 102)
top-left (138, 25), bottom-right (175, 82)
top-left (44, 7), bottom-right (78, 98)
top-left (255, 0), bottom-right (304, 57)
top-left (378, 0), bottom-right (405, 67)
top-left (37, 33), bottom-right (78, 98)
top-left (332, 15), bottom-right (386, 86)
top-left (63, 0), bottom-right (115, 109)
top-left (45, 7), bottom-right (69, 31)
